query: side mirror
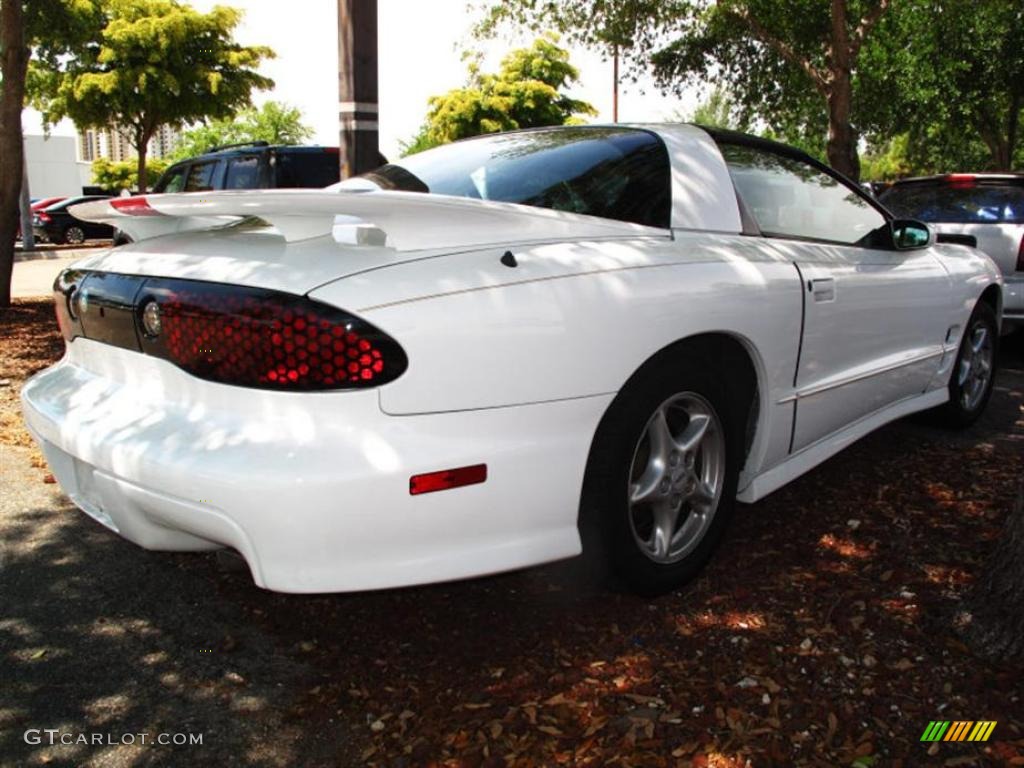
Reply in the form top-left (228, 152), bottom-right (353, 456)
top-left (891, 219), bottom-right (932, 250)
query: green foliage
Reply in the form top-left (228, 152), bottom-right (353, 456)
top-left (22, 0), bottom-right (105, 60)
top-left (29, 0), bottom-right (274, 189)
top-left (91, 156), bottom-right (170, 191)
top-left (478, 1), bottom-right (896, 178)
top-left (479, 0), bottom-right (1023, 178)
top-left (399, 123), bottom-right (442, 156)
top-left (685, 88), bottom-right (749, 131)
top-left (171, 101), bottom-right (313, 160)
top-left (873, 0), bottom-right (1024, 171)
top-left (860, 134), bottom-right (916, 181)
top-left (406, 35), bottom-right (596, 153)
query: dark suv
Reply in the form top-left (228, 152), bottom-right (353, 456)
top-left (151, 142), bottom-right (342, 194)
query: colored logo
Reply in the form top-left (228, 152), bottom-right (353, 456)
top-left (921, 721), bottom-right (997, 742)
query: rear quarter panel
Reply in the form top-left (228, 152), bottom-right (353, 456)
top-left (310, 233), bottom-right (804, 476)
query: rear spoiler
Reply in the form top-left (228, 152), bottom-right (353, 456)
top-left (70, 189), bottom-right (663, 250)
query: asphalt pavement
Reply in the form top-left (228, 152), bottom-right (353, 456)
top-left (11, 250), bottom-right (98, 298)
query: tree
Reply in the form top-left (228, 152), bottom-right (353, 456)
top-left (479, 1), bottom-right (899, 181)
top-left (0, 1), bottom-right (30, 308)
top-left (885, 0), bottom-right (1024, 171)
top-left (171, 101), bottom-right (313, 160)
top-left (404, 36), bottom-right (596, 153)
top-left (91, 156), bottom-right (170, 192)
top-left (684, 87), bottom-right (749, 131)
top-left (1, 0), bottom-right (100, 308)
top-left (859, 134), bottom-right (915, 181)
top-left (31, 0), bottom-right (274, 193)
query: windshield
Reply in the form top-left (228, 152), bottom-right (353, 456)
top-left (880, 182), bottom-right (1024, 224)
top-left (346, 127), bottom-right (671, 228)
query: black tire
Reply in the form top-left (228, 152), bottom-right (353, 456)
top-left (935, 301), bottom-right (998, 428)
top-left (63, 225), bottom-right (86, 245)
top-left (579, 347), bottom-right (744, 596)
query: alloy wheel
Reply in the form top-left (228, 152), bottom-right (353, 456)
top-left (627, 392), bottom-right (726, 564)
top-left (957, 319), bottom-right (994, 412)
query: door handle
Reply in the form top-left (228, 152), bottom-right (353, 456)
top-left (809, 278), bottom-right (835, 303)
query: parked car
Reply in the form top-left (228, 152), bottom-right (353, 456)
top-left (23, 125), bottom-right (1001, 596)
top-left (16, 196), bottom-right (66, 240)
top-left (151, 142), bottom-right (343, 194)
top-left (879, 174), bottom-right (1023, 332)
top-left (32, 195), bottom-right (114, 244)
top-left (109, 143), bottom-right (347, 246)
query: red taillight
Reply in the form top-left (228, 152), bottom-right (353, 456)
top-left (1016, 235), bottom-right (1024, 272)
top-left (410, 464), bottom-right (488, 495)
top-left (111, 196), bottom-right (161, 216)
top-left (139, 280), bottom-right (407, 390)
top-left (37, 212), bottom-right (50, 223)
top-left (947, 174), bottom-right (976, 183)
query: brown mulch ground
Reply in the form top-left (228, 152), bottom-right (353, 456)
top-left (2, 298), bottom-right (1023, 767)
top-left (0, 299), bottom-right (64, 466)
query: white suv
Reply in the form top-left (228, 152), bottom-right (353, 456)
top-left (880, 174), bottom-right (1023, 333)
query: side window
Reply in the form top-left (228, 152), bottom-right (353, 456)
top-left (273, 151), bottom-right (342, 188)
top-left (224, 155), bottom-right (261, 189)
top-left (184, 161), bottom-right (220, 192)
top-left (719, 144), bottom-right (886, 245)
top-left (154, 165), bottom-right (187, 193)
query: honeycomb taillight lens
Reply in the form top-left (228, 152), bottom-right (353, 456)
top-left (138, 279), bottom-right (407, 390)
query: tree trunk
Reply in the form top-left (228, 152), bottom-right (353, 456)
top-left (978, 127), bottom-right (1012, 171)
top-left (826, 80), bottom-right (860, 181)
top-left (135, 129), bottom-right (150, 194)
top-left (964, 483), bottom-right (1024, 660)
top-left (0, 0), bottom-right (30, 308)
top-left (826, 0), bottom-right (859, 181)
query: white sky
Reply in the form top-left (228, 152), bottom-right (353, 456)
top-left (23, 0), bottom-right (701, 160)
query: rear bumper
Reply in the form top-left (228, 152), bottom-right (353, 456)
top-left (21, 339), bottom-right (609, 592)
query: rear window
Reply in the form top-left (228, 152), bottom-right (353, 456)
top-left (880, 182), bottom-right (1024, 224)
top-left (354, 127), bottom-right (672, 228)
top-left (273, 150), bottom-right (341, 188)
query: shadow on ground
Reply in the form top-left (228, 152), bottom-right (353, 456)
top-left (2, 355), bottom-right (1023, 767)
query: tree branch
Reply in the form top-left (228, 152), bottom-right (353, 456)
top-left (729, 6), bottom-right (829, 95)
top-left (850, 0), bottom-right (891, 59)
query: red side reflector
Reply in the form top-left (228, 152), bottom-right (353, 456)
top-left (111, 196), bottom-right (161, 216)
top-left (410, 464), bottom-right (487, 495)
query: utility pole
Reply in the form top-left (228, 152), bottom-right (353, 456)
top-left (612, 44), bottom-right (619, 123)
top-left (337, 0), bottom-right (380, 179)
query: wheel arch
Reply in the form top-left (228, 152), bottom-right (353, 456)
top-left (576, 330), bottom-right (766, 564)
top-left (580, 330), bottom-right (765, 497)
top-left (978, 283), bottom-right (1002, 328)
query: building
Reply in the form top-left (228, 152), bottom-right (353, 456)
top-left (23, 124), bottom-right (182, 199)
top-left (77, 124), bottom-right (181, 163)
top-left (24, 134), bottom-right (92, 199)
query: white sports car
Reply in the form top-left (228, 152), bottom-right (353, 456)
top-left (21, 125), bottom-right (1002, 595)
